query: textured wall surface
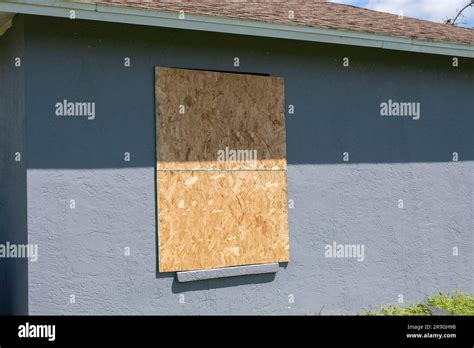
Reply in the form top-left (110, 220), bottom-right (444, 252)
top-left (23, 15), bottom-right (473, 314)
top-left (0, 16), bottom-right (28, 315)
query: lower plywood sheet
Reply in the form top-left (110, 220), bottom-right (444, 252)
top-left (157, 171), bottom-right (289, 272)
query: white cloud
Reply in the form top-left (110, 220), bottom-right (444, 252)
top-left (332, 0), bottom-right (474, 25)
top-left (366, 0), bottom-right (473, 24)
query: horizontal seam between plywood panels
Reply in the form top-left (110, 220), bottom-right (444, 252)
top-left (156, 169), bottom-right (287, 172)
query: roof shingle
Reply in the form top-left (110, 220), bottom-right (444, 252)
top-left (75, 0), bottom-right (474, 45)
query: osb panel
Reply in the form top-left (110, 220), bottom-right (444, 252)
top-left (156, 67), bottom-right (286, 171)
top-left (157, 171), bottom-right (289, 272)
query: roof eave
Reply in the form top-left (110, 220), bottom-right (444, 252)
top-left (0, 0), bottom-right (472, 58)
top-left (0, 12), bottom-right (15, 36)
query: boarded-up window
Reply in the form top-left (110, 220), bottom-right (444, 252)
top-left (156, 67), bottom-right (289, 272)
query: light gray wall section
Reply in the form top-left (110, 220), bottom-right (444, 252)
top-left (24, 16), bottom-right (473, 314)
top-left (27, 163), bottom-right (473, 315)
top-left (0, 16), bottom-right (28, 315)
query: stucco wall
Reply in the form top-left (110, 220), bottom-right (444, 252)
top-left (0, 16), bottom-right (28, 315)
top-left (23, 15), bottom-right (473, 314)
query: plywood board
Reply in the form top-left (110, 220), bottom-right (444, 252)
top-left (156, 67), bottom-right (286, 171)
top-left (157, 171), bottom-right (289, 272)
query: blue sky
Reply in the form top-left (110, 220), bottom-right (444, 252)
top-left (330, 0), bottom-right (474, 28)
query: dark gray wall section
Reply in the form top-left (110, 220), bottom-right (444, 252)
top-left (24, 17), bottom-right (474, 169)
top-left (0, 16), bottom-right (28, 315)
top-left (24, 15), bottom-right (473, 314)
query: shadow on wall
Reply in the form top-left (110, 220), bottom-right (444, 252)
top-left (25, 72), bottom-right (474, 168)
top-left (0, 16), bottom-right (28, 315)
top-left (24, 17), bottom-right (474, 170)
top-left (156, 269), bottom-right (276, 293)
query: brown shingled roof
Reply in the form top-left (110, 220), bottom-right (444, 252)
top-left (75, 0), bottom-right (474, 46)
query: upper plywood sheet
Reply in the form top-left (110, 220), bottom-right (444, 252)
top-left (156, 67), bottom-right (286, 170)
top-left (157, 170), bottom-right (289, 272)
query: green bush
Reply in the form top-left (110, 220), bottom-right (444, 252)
top-left (362, 291), bottom-right (474, 316)
top-left (427, 291), bottom-right (474, 315)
